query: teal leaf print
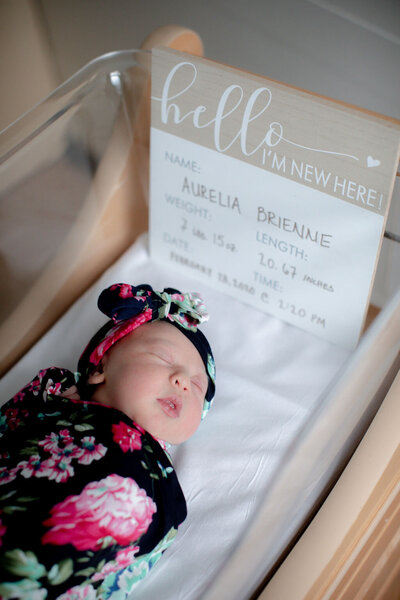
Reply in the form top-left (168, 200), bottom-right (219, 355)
top-left (75, 566), bottom-right (96, 578)
top-left (207, 353), bottom-right (216, 383)
top-left (2, 549), bottom-right (46, 580)
top-left (47, 558), bottom-right (73, 585)
top-left (0, 578), bottom-right (42, 598)
top-left (39, 412), bottom-right (62, 418)
top-left (17, 496), bottom-right (40, 503)
top-left (19, 440), bottom-right (39, 456)
top-left (74, 423), bottom-right (95, 432)
top-left (20, 445), bottom-right (39, 456)
top-left (3, 505), bottom-right (27, 514)
top-left (157, 461), bottom-right (174, 478)
top-left (0, 490), bottom-right (16, 502)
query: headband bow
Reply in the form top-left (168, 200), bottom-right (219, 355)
top-left (99, 284), bottom-right (209, 332)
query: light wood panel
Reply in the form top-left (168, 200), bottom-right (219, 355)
top-left (259, 368), bottom-right (400, 600)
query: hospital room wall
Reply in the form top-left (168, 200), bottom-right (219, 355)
top-left (41, 0), bottom-right (400, 119)
top-left (2, 0), bottom-right (400, 131)
top-left (0, 0), bottom-right (59, 132)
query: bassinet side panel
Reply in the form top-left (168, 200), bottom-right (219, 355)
top-left (259, 369), bottom-right (400, 600)
top-left (0, 26), bottom-right (203, 377)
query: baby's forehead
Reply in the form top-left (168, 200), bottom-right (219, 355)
top-left (135, 320), bottom-right (182, 343)
top-left (130, 320), bottom-right (187, 346)
top-left (135, 321), bottom-right (206, 369)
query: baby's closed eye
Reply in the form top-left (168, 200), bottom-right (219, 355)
top-left (191, 376), bottom-right (207, 395)
top-left (151, 350), bottom-right (173, 364)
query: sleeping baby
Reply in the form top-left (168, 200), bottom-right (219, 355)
top-left (0, 283), bottom-right (216, 599)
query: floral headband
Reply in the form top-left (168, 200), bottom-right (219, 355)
top-left (78, 283), bottom-right (216, 418)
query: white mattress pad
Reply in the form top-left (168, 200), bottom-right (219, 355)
top-left (0, 234), bottom-right (349, 599)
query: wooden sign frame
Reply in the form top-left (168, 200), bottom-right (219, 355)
top-left (149, 48), bottom-right (400, 349)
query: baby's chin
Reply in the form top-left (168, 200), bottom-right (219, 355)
top-left (147, 426), bottom-right (199, 447)
top-left (141, 417), bottom-right (201, 446)
top-left (150, 432), bottom-right (192, 446)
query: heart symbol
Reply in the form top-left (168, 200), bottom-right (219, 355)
top-left (367, 155), bottom-right (380, 168)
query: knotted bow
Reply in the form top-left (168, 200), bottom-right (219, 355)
top-left (98, 284), bottom-right (209, 332)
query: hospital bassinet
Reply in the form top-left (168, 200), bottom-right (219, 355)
top-left (0, 26), bottom-right (399, 600)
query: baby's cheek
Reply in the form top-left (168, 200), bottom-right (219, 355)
top-left (189, 404), bottom-right (203, 433)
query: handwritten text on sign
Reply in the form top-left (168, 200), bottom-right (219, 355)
top-left (150, 48), bottom-right (400, 349)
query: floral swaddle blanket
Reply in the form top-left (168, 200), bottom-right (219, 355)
top-left (0, 367), bottom-right (187, 600)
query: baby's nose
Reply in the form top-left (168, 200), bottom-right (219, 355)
top-left (170, 370), bottom-right (189, 391)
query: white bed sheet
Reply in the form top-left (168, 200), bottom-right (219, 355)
top-left (0, 233), bottom-right (349, 599)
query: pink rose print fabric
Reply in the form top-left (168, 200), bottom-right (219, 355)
top-left (42, 474), bottom-right (156, 550)
top-left (0, 368), bottom-right (186, 599)
top-left (112, 421), bottom-right (143, 453)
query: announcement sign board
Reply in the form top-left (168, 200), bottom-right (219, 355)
top-left (150, 48), bottom-right (400, 349)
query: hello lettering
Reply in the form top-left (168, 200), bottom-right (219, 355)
top-left (152, 61), bottom-right (359, 163)
top-left (154, 60), bottom-right (280, 156)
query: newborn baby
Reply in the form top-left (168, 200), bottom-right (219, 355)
top-left (0, 283), bottom-right (216, 600)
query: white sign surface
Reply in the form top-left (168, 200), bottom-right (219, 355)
top-left (150, 48), bottom-right (400, 349)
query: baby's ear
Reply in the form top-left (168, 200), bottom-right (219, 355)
top-left (87, 367), bottom-right (105, 385)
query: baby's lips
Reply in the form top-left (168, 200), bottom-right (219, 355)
top-left (157, 396), bottom-right (182, 418)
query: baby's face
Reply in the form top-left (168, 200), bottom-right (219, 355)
top-left (91, 321), bottom-right (208, 444)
